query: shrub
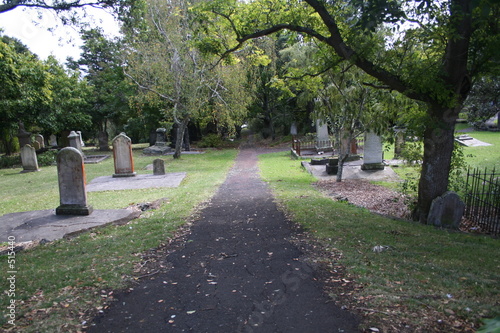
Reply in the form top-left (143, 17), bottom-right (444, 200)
top-left (0, 154), bottom-right (21, 169)
top-left (198, 134), bottom-right (223, 148)
top-left (37, 150), bottom-right (58, 166)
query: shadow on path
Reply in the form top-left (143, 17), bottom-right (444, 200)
top-left (86, 147), bottom-right (360, 332)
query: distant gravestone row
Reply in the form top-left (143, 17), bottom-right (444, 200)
top-left (17, 131), bottom-right (167, 217)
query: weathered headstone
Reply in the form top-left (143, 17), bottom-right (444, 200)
top-left (56, 147), bottom-right (93, 215)
top-left (290, 122), bottom-right (298, 136)
top-left (361, 131), bottom-right (385, 170)
top-left (49, 134), bottom-right (58, 147)
top-left (68, 131), bottom-right (83, 153)
top-left (428, 191), bottom-right (464, 229)
top-left (153, 159), bottom-right (166, 175)
top-left (32, 141), bottom-right (41, 150)
top-left (34, 134), bottom-right (45, 149)
top-left (17, 122), bottom-right (31, 148)
top-left (20, 144), bottom-right (40, 173)
top-left (112, 132), bottom-right (136, 177)
top-left (315, 119), bottom-right (331, 150)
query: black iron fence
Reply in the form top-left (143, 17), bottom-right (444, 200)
top-left (464, 168), bottom-right (500, 236)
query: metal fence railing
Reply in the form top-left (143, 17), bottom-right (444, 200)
top-left (464, 167), bottom-right (500, 236)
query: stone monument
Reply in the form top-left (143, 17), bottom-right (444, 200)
top-left (361, 131), bottom-right (385, 170)
top-left (77, 131), bottom-right (85, 147)
top-left (17, 122), bottom-right (31, 148)
top-left (68, 131), bottom-right (83, 153)
top-left (49, 134), bottom-right (58, 147)
top-left (34, 134), bottom-right (45, 149)
top-left (143, 128), bottom-right (172, 155)
top-left (112, 132), bottom-right (136, 177)
top-left (20, 144), bottom-right (40, 173)
top-left (427, 191), bottom-right (464, 229)
top-left (153, 159), bottom-right (166, 175)
top-left (315, 119), bottom-right (331, 151)
top-left (56, 147), bottom-right (93, 215)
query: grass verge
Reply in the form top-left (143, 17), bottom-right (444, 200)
top-left (0, 148), bottom-right (237, 332)
top-left (259, 151), bottom-right (499, 332)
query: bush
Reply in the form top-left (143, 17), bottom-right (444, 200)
top-left (0, 154), bottom-right (21, 169)
top-left (198, 134), bottom-right (223, 148)
top-left (37, 150), bottom-right (58, 167)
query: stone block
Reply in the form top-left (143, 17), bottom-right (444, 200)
top-left (428, 191), bottom-right (464, 229)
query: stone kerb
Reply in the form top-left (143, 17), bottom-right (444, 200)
top-left (112, 132), bottom-right (136, 178)
top-left (20, 144), bottom-right (40, 173)
top-left (56, 147), bottom-right (93, 215)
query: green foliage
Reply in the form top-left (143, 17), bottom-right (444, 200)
top-left (197, 133), bottom-right (223, 148)
top-left (477, 317), bottom-right (500, 333)
top-left (448, 142), bottom-right (470, 195)
top-left (37, 150), bottom-right (58, 167)
top-left (462, 75), bottom-right (499, 126)
top-left (400, 141), bottom-right (423, 165)
top-left (0, 154), bottom-right (21, 168)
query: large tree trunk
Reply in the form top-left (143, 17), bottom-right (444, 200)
top-left (415, 106), bottom-right (459, 223)
top-left (173, 117), bottom-right (189, 159)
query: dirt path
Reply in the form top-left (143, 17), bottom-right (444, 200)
top-left (86, 148), bottom-right (360, 332)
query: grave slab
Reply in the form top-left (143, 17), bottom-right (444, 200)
top-left (86, 172), bottom-right (186, 192)
top-left (0, 208), bottom-right (140, 243)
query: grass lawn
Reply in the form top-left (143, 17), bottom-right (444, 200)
top-left (0, 147), bottom-right (237, 332)
top-left (259, 151), bottom-right (499, 332)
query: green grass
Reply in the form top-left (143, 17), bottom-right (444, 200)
top-left (259, 151), bottom-right (500, 332)
top-left (0, 147), bottom-right (237, 331)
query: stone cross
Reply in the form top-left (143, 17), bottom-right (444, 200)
top-left (153, 159), bottom-right (166, 175)
top-left (20, 144), bottom-right (40, 173)
top-left (55, 147), bottom-right (93, 215)
top-left (34, 134), bottom-right (45, 149)
top-left (361, 131), bottom-right (385, 170)
top-left (68, 131), bottom-right (83, 153)
top-left (112, 132), bottom-right (136, 177)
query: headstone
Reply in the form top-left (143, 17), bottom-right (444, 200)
top-left (55, 147), bottom-right (93, 215)
top-left (20, 144), bottom-right (40, 173)
top-left (315, 119), bottom-right (331, 150)
top-left (32, 141), bottom-right (41, 150)
top-left (143, 128), bottom-right (172, 155)
top-left (153, 159), bottom-right (165, 175)
top-left (34, 134), bottom-right (45, 149)
top-left (98, 131), bottom-right (110, 151)
top-left (290, 122), bottom-right (298, 136)
top-left (427, 191), bottom-right (464, 229)
top-left (49, 134), bottom-right (58, 147)
top-left (17, 122), bottom-right (31, 148)
top-left (68, 131), bottom-right (83, 153)
top-left (112, 132), bottom-right (136, 177)
top-left (361, 131), bottom-right (385, 170)
top-left (76, 131), bottom-right (85, 147)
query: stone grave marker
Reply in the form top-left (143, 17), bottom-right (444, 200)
top-left (17, 122), bottom-right (31, 148)
top-left (112, 132), bottom-right (136, 177)
top-left (49, 134), bottom-right (58, 147)
top-left (153, 159), bottom-right (166, 175)
top-left (77, 131), bottom-right (85, 147)
top-left (315, 119), bottom-right (331, 151)
top-left (143, 128), bottom-right (172, 155)
top-left (32, 141), bottom-right (41, 150)
top-left (56, 147), bottom-right (93, 215)
top-left (68, 131), bottom-right (83, 153)
top-left (428, 191), bottom-right (464, 229)
top-left (34, 134), bottom-right (45, 149)
top-left (20, 144), bottom-right (40, 173)
top-left (361, 131), bottom-right (385, 170)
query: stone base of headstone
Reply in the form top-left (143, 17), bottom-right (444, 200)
top-left (143, 145), bottom-right (172, 155)
top-left (20, 168), bottom-right (41, 173)
top-left (427, 191), bottom-right (464, 229)
top-left (361, 163), bottom-right (385, 170)
top-left (56, 204), bottom-right (94, 216)
top-left (112, 172), bottom-right (137, 178)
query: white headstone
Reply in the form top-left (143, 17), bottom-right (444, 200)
top-left (112, 132), bottom-right (136, 177)
top-left (56, 147), bottom-right (93, 215)
top-left (49, 134), bottom-right (58, 147)
top-left (76, 131), bottom-right (85, 147)
top-left (316, 119), bottom-right (330, 142)
top-left (20, 144), bottom-right (40, 173)
top-left (361, 131), bottom-right (385, 170)
top-left (68, 131), bottom-right (83, 152)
